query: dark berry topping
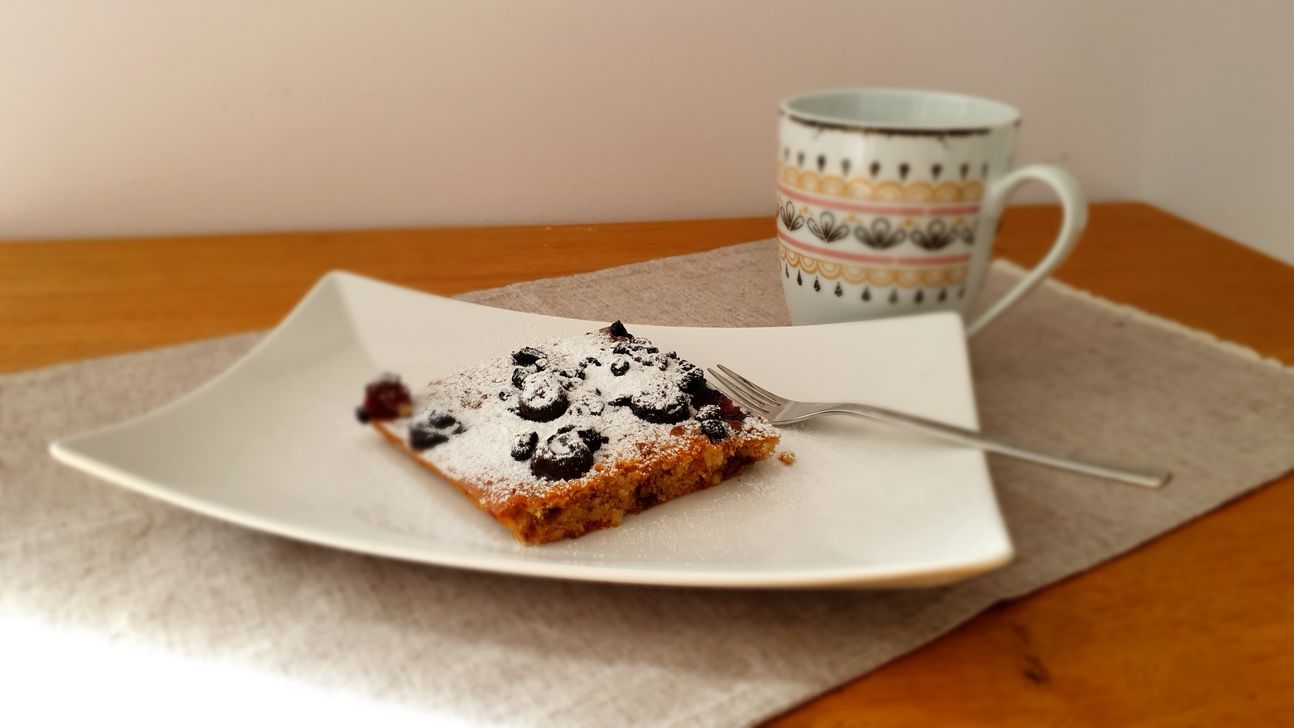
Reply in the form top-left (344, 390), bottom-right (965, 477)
top-left (605, 321), bottom-right (632, 340)
top-left (612, 343), bottom-right (631, 355)
top-left (511, 367), bottom-right (530, 389)
top-left (559, 368), bottom-right (585, 381)
top-left (689, 385), bottom-right (720, 408)
top-left (632, 352), bottom-right (661, 368)
top-left (610, 358), bottom-right (630, 376)
top-left (695, 404), bottom-right (722, 421)
top-left (608, 394), bottom-right (632, 407)
top-left (629, 382), bottom-right (691, 424)
top-left (361, 374), bottom-right (412, 421)
top-left (576, 428), bottom-right (608, 453)
top-left (409, 407), bottom-right (466, 448)
top-left (580, 356), bottom-right (602, 367)
top-left (676, 362), bottom-right (705, 392)
top-left (666, 351), bottom-right (679, 360)
top-left (498, 390), bottom-right (512, 401)
top-left (511, 347), bottom-right (545, 366)
top-left (511, 431), bottom-right (539, 461)
top-left (530, 430), bottom-right (595, 481)
top-left (425, 410), bottom-right (458, 429)
top-left (645, 346), bottom-right (659, 354)
top-left (700, 419), bottom-right (730, 442)
top-left (409, 426), bottom-right (449, 451)
top-left (533, 357), bottom-right (548, 371)
top-left (569, 393), bottom-right (605, 417)
top-left (516, 372), bottom-right (569, 422)
top-left (355, 406), bottom-right (371, 424)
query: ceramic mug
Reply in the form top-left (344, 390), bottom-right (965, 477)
top-left (777, 88), bottom-right (1086, 334)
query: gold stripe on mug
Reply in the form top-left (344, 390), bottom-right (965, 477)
top-left (779, 243), bottom-right (969, 287)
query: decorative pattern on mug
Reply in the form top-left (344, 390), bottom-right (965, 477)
top-left (854, 217), bottom-right (907, 250)
top-left (805, 211), bottom-right (849, 243)
top-left (777, 199), bottom-right (978, 250)
top-left (779, 244), bottom-right (968, 287)
top-left (779, 163), bottom-right (984, 203)
top-left (909, 219), bottom-right (976, 251)
top-left (777, 200), bottom-right (804, 231)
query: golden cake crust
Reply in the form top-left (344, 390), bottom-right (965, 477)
top-left (373, 419), bottom-right (778, 544)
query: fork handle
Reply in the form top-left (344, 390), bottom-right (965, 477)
top-left (825, 403), bottom-right (1171, 488)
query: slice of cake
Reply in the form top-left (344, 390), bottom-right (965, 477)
top-left (355, 322), bottom-right (779, 544)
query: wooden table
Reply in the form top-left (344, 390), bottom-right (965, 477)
top-left (3, 203), bottom-right (1291, 724)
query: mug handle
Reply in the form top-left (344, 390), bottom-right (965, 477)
top-left (966, 165), bottom-right (1087, 336)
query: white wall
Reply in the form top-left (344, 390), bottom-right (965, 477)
top-left (1137, 2), bottom-right (1294, 263)
top-left (0, 0), bottom-right (1289, 263)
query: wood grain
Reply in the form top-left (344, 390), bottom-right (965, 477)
top-left (3, 203), bottom-right (1291, 724)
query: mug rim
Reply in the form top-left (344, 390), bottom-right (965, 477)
top-left (780, 88), bottom-right (1020, 135)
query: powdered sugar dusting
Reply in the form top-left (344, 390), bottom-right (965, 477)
top-left (386, 327), bottom-right (776, 505)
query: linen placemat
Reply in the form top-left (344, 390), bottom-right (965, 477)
top-left (4, 240), bottom-right (1293, 726)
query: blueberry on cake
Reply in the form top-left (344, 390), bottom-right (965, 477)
top-left (355, 322), bottom-right (779, 544)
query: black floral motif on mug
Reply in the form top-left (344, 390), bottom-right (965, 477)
top-left (777, 200), bottom-right (804, 231)
top-left (909, 219), bottom-right (956, 251)
top-left (806, 211), bottom-right (848, 243)
top-left (853, 218), bottom-right (907, 250)
top-left (956, 224), bottom-right (975, 245)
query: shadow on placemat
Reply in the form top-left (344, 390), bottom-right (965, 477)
top-left (4, 242), bottom-right (1293, 726)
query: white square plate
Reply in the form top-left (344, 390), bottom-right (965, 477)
top-left (51, 272), bottom-right (1012, 589)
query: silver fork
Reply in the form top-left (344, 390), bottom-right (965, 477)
top-left (707, 364), bottom-right (1170, 489)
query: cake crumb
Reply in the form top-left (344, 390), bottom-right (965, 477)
top-left (777, 451), bottom-right (796, 466)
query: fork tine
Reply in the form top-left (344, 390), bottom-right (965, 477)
top-left (706, 368), bottom-right (777, 414)
top-left (706, 369), bottom-right (772, 417)
top-left (706, 367), bottom-right (777, 409)
top-left (715, 364), bottom-right (788, 405)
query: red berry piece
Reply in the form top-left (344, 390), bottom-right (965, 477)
top-left (717, 393), bottom-right (747, 421)
top-left (360, 374), bottom-right (412, 421)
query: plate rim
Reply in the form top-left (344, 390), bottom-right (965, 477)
top-left (50, 270), bottom-right (1014, 589)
